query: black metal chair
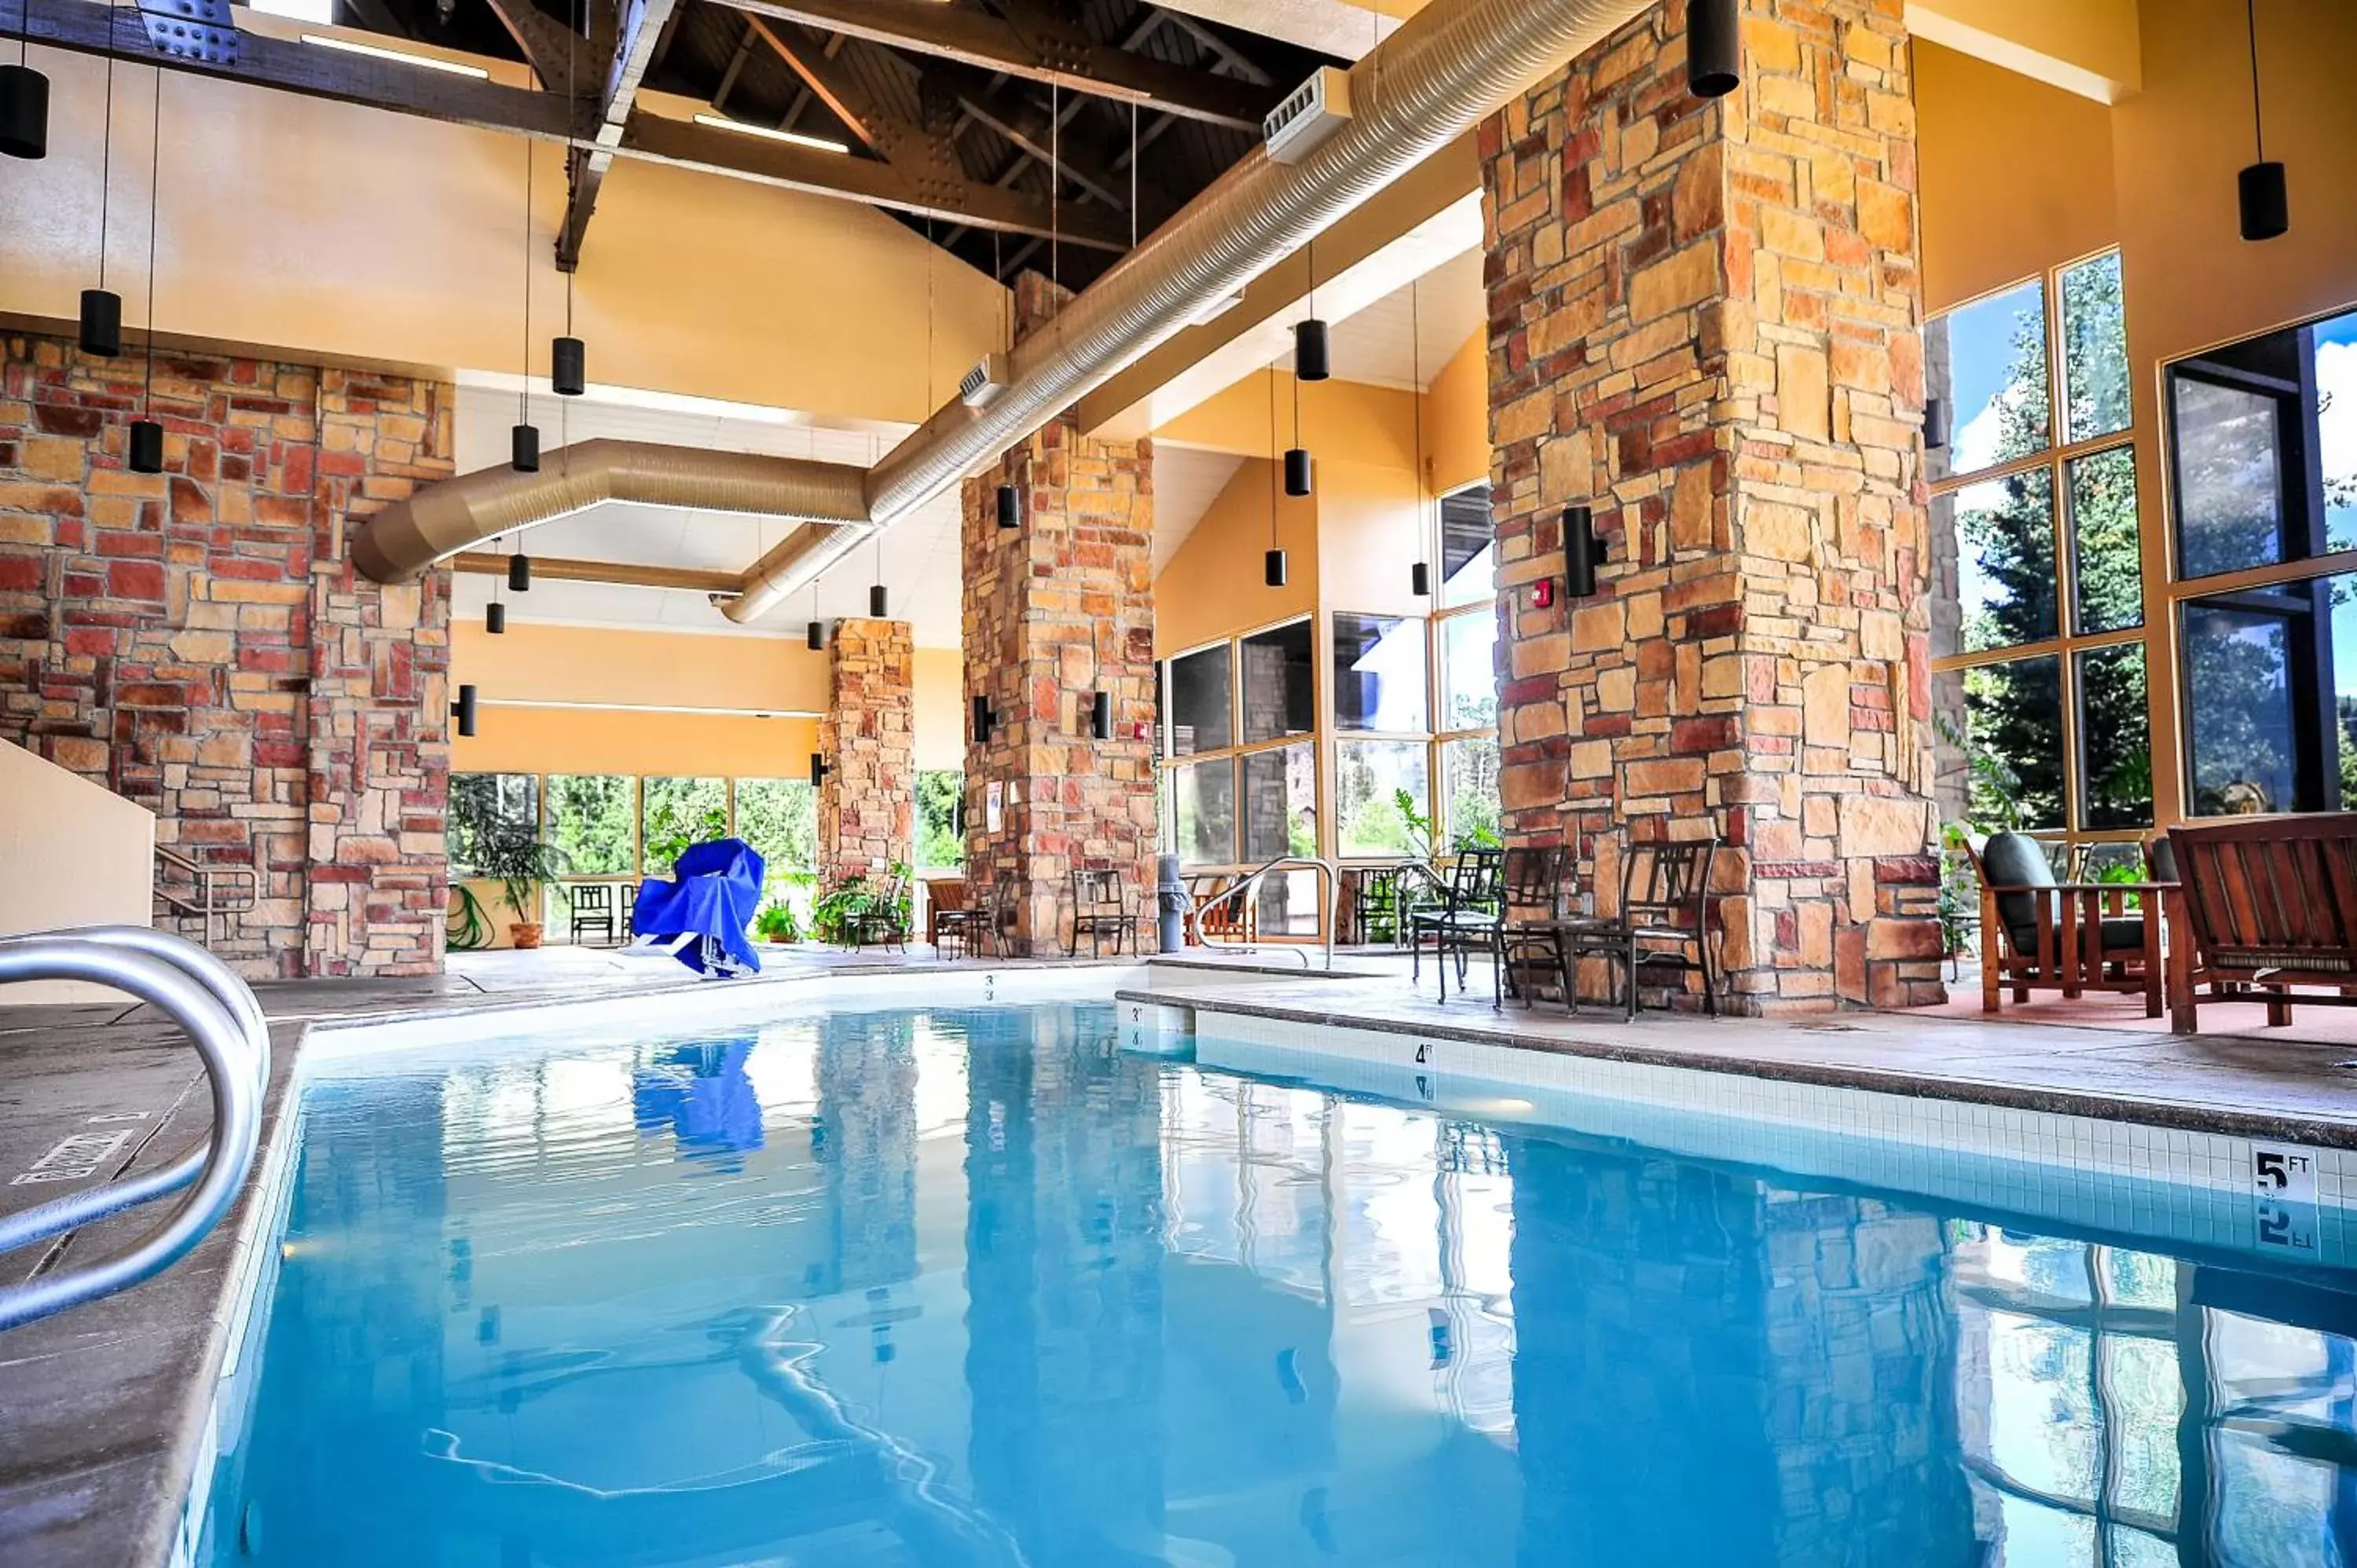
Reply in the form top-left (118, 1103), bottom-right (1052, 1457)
top-left (567, 882), bottom-right (616, 946)
top-left (850, 869), bottom-right (911, 952)
top-left (1069, 869), bottom-right (1131, 957)
top-left (1409, 848), bottom-right (1505, 1003)
top-left (1498, 846), bottom-right (1571, 1008)
top-left (935, 882), bottom-right (992, 958)
top-left (1562, 833), bottom-right (1721, 1019)
top-left (619, 882), bottom-right (636, 940)
top-left (1351, 862), bottom-right (1445, 947)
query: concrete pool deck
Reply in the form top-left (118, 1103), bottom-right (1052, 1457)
top-left (2, 943), bottom-right (2355, 1566)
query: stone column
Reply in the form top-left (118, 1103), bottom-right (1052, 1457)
top-left (1483, 0), bottom-right (1943, 1013)
top-left (817, 615), bottom-right (915, 881)
top-left (960, 276), bottom-right (1157, 957)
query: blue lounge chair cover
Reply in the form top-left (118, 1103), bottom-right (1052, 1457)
top-left (633, 838), bottom-right (765, 976)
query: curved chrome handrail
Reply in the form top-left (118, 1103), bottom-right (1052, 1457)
top-left (1191, 856), bottom-right (1339, 971)
top-left (0, 931), bottom-right (266, 1332)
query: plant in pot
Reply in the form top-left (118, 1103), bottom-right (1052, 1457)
top-left (471, 818), bottom-right (572, 950)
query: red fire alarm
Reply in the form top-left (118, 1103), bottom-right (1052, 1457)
top-left (1532, 578), bottom-right (1556, 609)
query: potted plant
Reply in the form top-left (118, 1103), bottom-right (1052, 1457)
top-left (754, 899), bottom-right (801, 945)
top-left (471, 818), bottom-right (571, 949)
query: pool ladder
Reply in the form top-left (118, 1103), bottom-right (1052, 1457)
top-left (1191, 855), bottom-right (1338, 970)
top-left (0, 926), bottom-right (268, 1332)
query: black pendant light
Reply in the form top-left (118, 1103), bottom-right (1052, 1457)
top-left (806, 585), bottom-right (824, 650)
top-left (2238, 0), bottom-right (2287, 242)
top-left (1264, 369), bottom-right (1288, 588)
top-left (0, 0), bottom-right (46, 161)
top-left (485, 600), bottom-right (507, 635)
top-left (867, 534), bottom-right (887, 618)
top-left (508, 548), bottom-right (531, 592)
top-left (511, 138), bottom-right (540, 471)
top-left (451, 683), bottom-right (478, 738)
top-left (1293, 241), bottom-right (1329, 382)
top-left (995, 482), bottom-right (1021, 530)
top-left (126, 69), bottom-right (162, 475)
top-left (1409, 276), bottom-right (1431, 598)
top-left (1089, 689), bottom-right (1112, 741)
top-left (79, 47), bottom-right (120, 357)
top-left (1283, 358), bottom-right (1313, 496)
top-left (1687, 0), bottom-right (1740, 100)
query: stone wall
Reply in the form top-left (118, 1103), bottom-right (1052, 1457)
top-left (1482, 0), bottom-right (1943, 1013)
top-left (816, 615), bottom-right (915, 881)
top-left (959, 276), bottom-right (1157, 955)
top-left (0, 332), bottom-right (454, 977)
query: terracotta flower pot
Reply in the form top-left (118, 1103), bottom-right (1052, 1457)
top-left (510, 921), bottom-right (544, 950)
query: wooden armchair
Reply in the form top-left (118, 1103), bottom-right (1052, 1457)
top-left (2163, 815), bottom-right (2357, 1032)
top-left (1971, 830), bottom-right (2163, 1016)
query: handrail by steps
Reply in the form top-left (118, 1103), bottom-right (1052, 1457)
top-left (1193, 856), bottom-right (1338, 971)
top-left (0, 927), bottom-right (267, 1332)
top-left (153, 844), bottom-right (258, 950)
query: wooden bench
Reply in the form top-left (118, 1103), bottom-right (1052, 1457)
top-left (2164, 814), bottom-right (2357, 1032)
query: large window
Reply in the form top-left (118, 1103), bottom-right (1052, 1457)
top-left (2171, 306), bottom-right (2357, 815)
top-left (1335, 739), bottom-right (1429, 857)
top-left (640, 776), bottom-right (728, 874)
top-left (1431, 484), bottom-right (1502, 848)
top-left (734, 777), bottom-right (817, 882)
top-left (544, 775), bottom-right (635, 876)
top-left (915, 771), bottom-right (964, 870)
top-left (447, 772), bottom-right (537, 877)
top-left (1932, 251), bottom-right (2147, 849)
top-left (1162, 618), bottom-right (1317, 880)
top-left (1332, 613), bottom-right (1428, 733)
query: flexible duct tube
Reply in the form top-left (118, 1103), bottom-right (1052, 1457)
top-left (351, 439), bottom-right (871, 584)
top-left (720, 0), bottom-right (1651, 623)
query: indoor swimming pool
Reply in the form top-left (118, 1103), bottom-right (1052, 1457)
top-left (200, 998), bottom-right (2357, 1566)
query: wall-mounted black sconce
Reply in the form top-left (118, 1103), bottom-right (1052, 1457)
top-left (1687, 0), bottom-right (1739, 99)
top-left (1283, 446), bottom-right (1313, 497)
top-left (972, 694), bottom-right (996, 744)
top-left (995, 482), bottom-right (1021, 530)
top-left (1089, 689), bottom-right (1112, 740)
top-left (1923, 396), bottom-right (1950, 450)
top-left (1563, 505), bottom-right (1608, 599)
top-left (511, 423), bottom-right (540, 473)
top-left (552, 335), bottom-right (585, 397)
top-left (508, 551), bottom-right (531, 593)
top-left (808, 752), bottom-right (830, 788)
top-left (451, 683), bottom-right (478, 738)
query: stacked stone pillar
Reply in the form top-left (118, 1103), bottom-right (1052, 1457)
top-left (1483, 0), bottom-right (1942, 1012)
top-left (817, 615), bottom-right (915, 881)
top-left (959, 276), bottom-right (1156, 956)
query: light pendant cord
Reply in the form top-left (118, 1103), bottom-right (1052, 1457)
top-left (2246, 0), bottom-right (2265, 159)
top-left (1129, 102), bottom-right (1138, 250)
top-left (141, 65), bottom-right (158, 413)
top-left (1050, 81), bottom-right (1060, 288)
top-left (97, 47), bottom-right (113, 288)
top-left (1411, 277), bottom-right (1425, 570)
top-left (1266, 368), bottom-right (1278, 548)
top-left (519, 138), bottom-right (531, 423)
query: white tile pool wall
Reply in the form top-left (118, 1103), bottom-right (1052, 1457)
top-left (1175, 1004), bottom-right (2356, 1273)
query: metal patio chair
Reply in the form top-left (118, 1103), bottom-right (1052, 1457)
top-left (1070, 869), bottom-right (1133, 958)
top-left (1409, 847), bottom-right (1505, 1003)
top-left (567, 881), bottom-right (616, 946)
top-left (1562, 833), bottom-right (1720, 1019)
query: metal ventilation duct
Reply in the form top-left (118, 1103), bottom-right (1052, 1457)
top-left (721, 0), bottom-right (1650, 624)
top-left (349, 439), bottom-right (870, 584)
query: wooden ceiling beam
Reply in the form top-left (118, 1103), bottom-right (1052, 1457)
top-left (710, 0), bottom-right (1277, 129)
top-left (480, 0), bottom-right (597, 92)
top-left (556, 0), bottom-right (682, 269)
top-left (742, 14), bottom-right (887, 154)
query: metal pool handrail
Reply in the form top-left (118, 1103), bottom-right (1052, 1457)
top-left (1193, 855), bottom-right (1338, 970)
top-left (0, 927), bottom-right (267, 1332)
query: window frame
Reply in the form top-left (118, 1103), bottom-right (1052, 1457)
top-left (1930, 247), bottom-right (2148, 858)
top-left (1159, 614), bottom-right (1323, 879)
top-left (1429, 481), bottom-right (1503, 854)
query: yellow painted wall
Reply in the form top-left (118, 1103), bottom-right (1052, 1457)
top-left (0, 56), bottom-right (1002, 425)
top-left (0, 740), bottom-right (156, 1002)
top-left (1423, 328), bottom-right (1490, 495)
top-left (1904, 0), bottom-right (2140, 102)
top-left (453, 621), bottom-right (829, 713)
top-left (1915, 41), bottom-right (2117, 313)
top-left (454, 705), bottom-right (819, 778)
top-left (1156, 372), bottom-right (1417, 465)
top-left (1156, 458), bottom-right (1318, 655)
top-left (912, 647), bottom-right (963, 771)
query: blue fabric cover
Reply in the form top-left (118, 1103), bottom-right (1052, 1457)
top-left (634, 838), bottom-right (765, 976)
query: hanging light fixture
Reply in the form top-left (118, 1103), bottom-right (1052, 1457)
top-left (2238, 0), bottom-right (2287, 242)
top-left (126, 69), bottom-right (163, 474)
top-left (511, 137), bottom-right (539, 471)
top-left (1687, 0), bottom-right (1740, 100)
top-left (1284, 356), bottom-right (1313, 497)
top-left (868, 533), bottom-right (888, 617)
top-left (451, 683), bottom-right (478, 738)
top-left (1264, 369), bottom-right (1288, 588)
top-left (0, 0), bottom-right (45, 160)
top-left (1294, 240), bottom-right (1329, 383)
top-left (485, 535), bottom-right (508, 633)
top-left (551, 0), bottom-right (587, 394)
top-left (1409, 276), bottom-right (1431, 597)
top-left (507, 546), bottom-right (531, 592)
top-left (806, 584), bottom-right (824, 650)
top-left (79, 47), bottom-right (120, 356)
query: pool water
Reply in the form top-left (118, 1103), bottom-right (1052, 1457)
top-left (209, 1002), bottom-right (2357, 1566)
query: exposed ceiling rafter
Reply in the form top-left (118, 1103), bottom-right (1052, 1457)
top-left (557, 0), bottom-right (684, 269)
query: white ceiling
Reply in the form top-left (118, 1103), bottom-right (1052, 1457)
top-left (1152, 445), bottom-right (1247, 573)
top-left (1320, 247), bottom-right (1486, 391)
top-left (449, 383), bottom-right (964, 647)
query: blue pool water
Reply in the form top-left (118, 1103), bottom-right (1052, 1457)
top-left (209, 1002), bottom-right (2357, 1566)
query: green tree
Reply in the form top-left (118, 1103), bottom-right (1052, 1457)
top-left (546, 775), bottom-right (634, 874)
top-left (916, 771), bottom-right (965, 870)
